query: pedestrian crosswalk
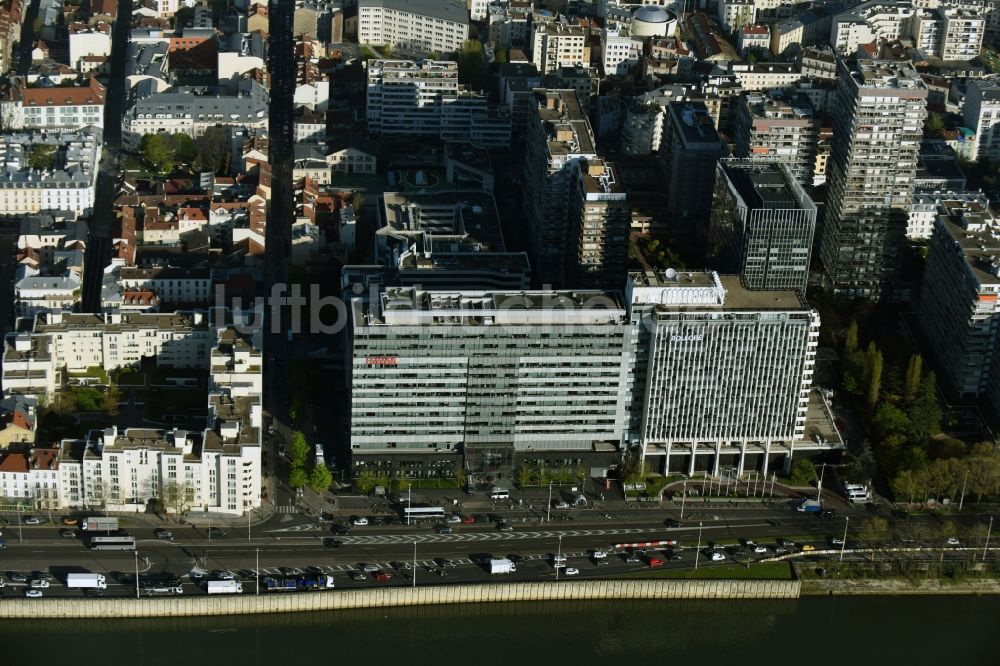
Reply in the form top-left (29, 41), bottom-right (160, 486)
top-left (323, 527), bottom-right (669, 545)
top-left (274, 505), bottom-right (299, 515)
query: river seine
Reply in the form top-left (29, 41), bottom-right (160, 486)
top-left (1, 596), bottom-right (994, 665)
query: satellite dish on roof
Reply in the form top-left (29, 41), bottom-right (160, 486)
top-left (664, 268), bottom-right (677, 280)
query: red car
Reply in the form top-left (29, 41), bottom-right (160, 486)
top-left (460, 515), bottom-right (475, 525)
top-left (373, 571), bottom-right (392, 582)
top-left (647, 557), bottom-right (664, 568)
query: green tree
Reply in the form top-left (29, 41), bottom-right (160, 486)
top-left (289, 466), bottom-right (308, 489)
top-left (495, 48), bottom-right (508, 63)
top-left (844, 320), bottom-right (859, 354)
top-left (841, 444), bottom-right (876, 484)
top-left (289, 431), bottom-right (309, 467)
top-left (867, 348), bottom-right (883, 408)
top-left (140, 133), bottom-right (173, 172)
top-left (355, 470), bottom-right (378, 495)
top-left (457, 39), bottom-right (486, 91)
top-left (619, 449), bottom-right (643, 483)
top-left (169, 132), bottom-right (197, 164)
top-left (789, 458), bottom-right (818, 486)
top-left (516, 463), bottom-right (535, 488)
top-left (858, 516), bottom-right (890, 553)
top-left (873, 402), bottom-right (910, 438)
top-left (891, 469), bottom-right (920, 504)
top-left (926, 112), bottom-right (945, 133)
top-left (904, 354), bottom-right (923, 403)
top-left (100, 384), bottom-right (121, 415)
top-left (28, 144), bottom-right (57, 169)
top-left (907, 372), bottom-right (942, 440)
top-left (194, 126), bottom-right (229, 173)
top-left (308, 465), bottom-right (333, 493)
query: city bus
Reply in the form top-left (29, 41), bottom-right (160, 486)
top-left (88, 535), bottom-right (136, 551)
top-left (402, 507), bottom-right (446, 523)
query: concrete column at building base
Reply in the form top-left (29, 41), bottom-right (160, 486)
top-left (737, 443), bottom-right (747, 477)
top-left (688, 443), bottom-right (697, 477)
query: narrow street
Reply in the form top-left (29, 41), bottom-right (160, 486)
top-left (79, 0), bottom-right (133, 313)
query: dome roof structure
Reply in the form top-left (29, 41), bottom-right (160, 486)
top-left (633, 5), bottom-right (671, 23)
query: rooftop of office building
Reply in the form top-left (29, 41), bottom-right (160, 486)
top-left (629, 270), bottom-right (809, 311)
top-left (847, 59), bottom-right (928, 96)
top-left (936, 202), bottom-right (1000, 286)
top-left (359, 0), bottom-right (468, 24)
top-left (667, 101), bottom-right (722, 147)
top-left (380, 190), bottom-right (506, 253)
top-left (720, 160), bottom-right (814, 211)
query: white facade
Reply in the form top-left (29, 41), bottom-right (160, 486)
top-left (962, 78), bottom-right (1000, 161)
top-left (602, 26), bottom-right (643, 77)
top-left (358, 0), bottom-right (469, 58)
top-left (0, 127), bottom-right (102, 216)
top-left (532, 23), bottom-right (587, 75)
top-left (68, 25), bottom-right (112, 71)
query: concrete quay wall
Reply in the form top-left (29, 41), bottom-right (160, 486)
top-left (0, 579), bottom-right (801, 619)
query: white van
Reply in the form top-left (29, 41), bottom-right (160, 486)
top-left (490, 488), bottom-right (510, 500)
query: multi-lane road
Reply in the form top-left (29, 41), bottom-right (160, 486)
top-left (3, 503), bottom-right (985, 598)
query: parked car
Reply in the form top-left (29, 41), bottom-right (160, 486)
top-left (25, 589), bottom-right (43, 598)
top-left (9, 572), bottom-right (26, 583)
top-left (591, 550), bottom-right (608, 559)
top-left (436, 525), bottom-right (453, 535)
top-left (564, 567), bottom-right (580, 576)
top-left (61, 517), bottom-right (79, 526)
top-left (460, 515), bottom-right (475, 525)
top-left (207, 527), bottom-right (225, 538)
top-left (706, 550), bottom-right (725, 562)
top-left (800, 544), bottom-right (816, 552)
top-left (830, 538), bottom-right (845, 547)
top-left (665, 520), bottom-right (682, 528)
top-left (447, 514), bottom-right (462, 524)
top-left (360, 563), bottom-right (379, 573)
top-left (29, 579), bottom-right (50, 589)
top-left (22, 516), bottom-right (41, 525)
top-left (497, 522), bottom-right (513, 532)
top-left (946, 537), bottom-right (960, 546)
top-left (349, 572), bottom-right (366, 582)
top-left (373, 571), bottom-right (392, 582)
top-left (154, 529), bottom-right (173, 541)
top-left (59, 529), bottom-right (76, 539)
top-left (351, 517), bottom-right (369, 527)
top-left (554, 500), bottom-right (571, 510)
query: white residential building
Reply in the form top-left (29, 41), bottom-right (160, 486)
top-left (962, 77), bottom-right (1000, 161)
top-left (68, 22), bottom-right (112, 72)
top-left (0, 126), bottom-right (102, 216)
top-left (366, 60), bottom-right (511, 149)
top-left (358, 0), bottom-right (469, 58)
top-left (602, 24), bottom-right (643, 77)
top-left (1, 311), bottom-right (213, 400)
top-left (532, 21), bottom-right (587, 75)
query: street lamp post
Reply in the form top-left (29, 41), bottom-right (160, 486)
top-left (839, 516), bottom-right (849, 563)
top-left (555, 534), bottom-right (563, 581)
top-left (412, 541), bottom-right (417, 588)
top-left (546, 481), bottom-right (553, 523)
top-left (256, 548), bottom-right (260, 595)
top-left (680, 481), bottom-right (687, 520)
top-left (407, 482), bottom-right (412, 525)
top-left (984, 516), bottom-right (994, 562)
top-left (695, 521), bottom-right (703, 570)
top-left (959, 470), bottom-right (970, 511)
top-left (817, 462), bottom-right (827, 502)
top-left (134, 549), bottom-right (140, 599)
top-left (17, 503), bottom-right (22, 543)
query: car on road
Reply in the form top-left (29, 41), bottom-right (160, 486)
top-left (774, 547), bottom-right (789, 555)
top-left (217, 571), bottom-right (237, 581)
top-left (323, 538), bottom-right (341, 548)
top-left (29, 579), bottom-right (49, 589)
top-left (207, 527), bottom-right (226, 538)
top-left (595, 558), bottom-right (611, 566)
top-left (154, 529), bottom-right (173, 541)
top-left (554, 500), bottom-right (571, 510)
top-left (360, 563), bottom-right (379, 573)
top-left (800, 544), bottom-right (816, 552)
top-left (705, 550), bottom-right (726, 562)
top-left (821, 510), bottom-right (837, 519)
top-left (59, 528), bottom-right (76, 538)
top-left (84, 588), bottom-right (104, 598)
top-left (332, 524), bottom-right (350, 535)
top-left (373, 571), bottom-right (392, 582)
top-left (564, 567), bottom-right (580, 576)
top-left (436, 525), bottom-right (453, 535)
top-left (731, 549), bottom-right (748, 559)
top-left (830, 538), bottom-right (845, 547)
top-left (624, 553), bottom-right (641, 564)
top-left (646, 556), bottom-right (665, 567)
top-left (349, 572), bottom-right (366, 582)
top-left (752, 545), bottom-right (768, 554)
top-left (25, 589), bottom-right (43, 598)
top-left (22, 516), bottom-right (41, 525)
top-left (447, 514), bottom-right (462, 524)
top-left (460, 515), bottom-right (475, 525)
top-left (946, 537), bottom-right (960, 546)
top-left (351, 517), bottom-right (369, 527)
top-left (62, 517), bottom-right (79, 526)
top-left (497, 522), bottom-right (513, 532)
top-left (665, 520), bottom-right (682, 528)
top-left (777, 538), bottom-right (796, 548)
top-left (591, 550), bottom-right (607, 559)
top-left (742, 539), bottom-right (756, 547)
top-left (279, 567), bottom-right (303, 577)
top-left (9, 572), bottom-right (27, 583)
top-left (390, 561), bottom-right (411, 571)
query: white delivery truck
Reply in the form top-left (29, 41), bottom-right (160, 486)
top-left (206, 580), bottom-right (243, 594)
top-left (66, 573), bottom-right (107, 589)
top-left (489, 558), bottom-right (516, 575)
